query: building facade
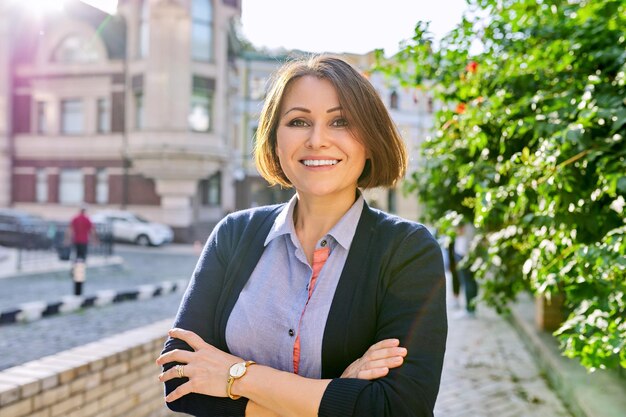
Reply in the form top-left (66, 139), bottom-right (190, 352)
top-left (0, 0), bottom-right (435, 242)
top-left (0, 0), bottom-right (241, 242)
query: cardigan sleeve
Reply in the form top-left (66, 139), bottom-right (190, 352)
top-left (319, 226), bottom-right (448, 417)
top-left (160, 215), bottom-right (249, 417)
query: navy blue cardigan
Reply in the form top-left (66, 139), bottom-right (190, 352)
top-left (162, 202), bottom-right (447, 417)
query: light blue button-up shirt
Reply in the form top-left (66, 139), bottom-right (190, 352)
top-left (225, 193), bottom-right (364, 378)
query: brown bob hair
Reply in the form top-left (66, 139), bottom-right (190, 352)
top-left (254, 55), bottom-right (408, 189)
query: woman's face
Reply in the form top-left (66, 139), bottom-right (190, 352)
top-left (275, 76), bottom-right (367, 200)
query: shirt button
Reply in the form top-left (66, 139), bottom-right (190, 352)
top-left (320, 239), bottom-right (327, 247)
top-left (288, 329), bottom-right (295, 337)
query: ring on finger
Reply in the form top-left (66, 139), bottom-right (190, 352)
top-left (176, 364), bottom-right (185, 378)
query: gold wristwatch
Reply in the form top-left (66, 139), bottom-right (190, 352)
top-left (226, 360), bottom-right (256, 400)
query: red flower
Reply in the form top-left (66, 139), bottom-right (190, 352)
top-left (466, 61), bottom-right (478, 73)
top-left (455, 103), bottom-right (467, 114)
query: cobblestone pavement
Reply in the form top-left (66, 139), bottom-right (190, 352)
top-left (0, 244), bottom-right (198, 371)
top-left (435, 304), bottom-right (573, 417)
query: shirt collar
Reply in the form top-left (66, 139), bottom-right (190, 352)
top-left (264, 192), bottom-right (364, 251)
top-left (265, 194), bottom-right (298, 246)
top-left (326, 193), bottom-right (364, 250)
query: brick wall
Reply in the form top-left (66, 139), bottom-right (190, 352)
top-left (0, 319), bottom-right (179, 417)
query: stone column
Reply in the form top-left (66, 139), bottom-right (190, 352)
top-left (144, 0), bottom-right (190, 131)
top-left (154, 179), bottom-right (196, 227)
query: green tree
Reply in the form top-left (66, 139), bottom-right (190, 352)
top-left (379, 0), bottom-right (626, 370)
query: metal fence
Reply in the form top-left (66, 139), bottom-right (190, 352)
top-left (2, 222), bottom-right (114, 273)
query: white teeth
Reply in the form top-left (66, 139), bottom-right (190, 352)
top-left (302, 160), bottom-right (339, 167)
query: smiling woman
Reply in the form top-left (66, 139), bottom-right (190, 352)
top-left (158, 55), bottom-right (447, 417)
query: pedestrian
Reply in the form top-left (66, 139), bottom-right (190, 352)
top-left (156, 55), bottom-right (447, 417)
top-left (66, 205), bottom-right (98, 296)
top-left (454, 222), bottom-right (478, 317)
top-left (447, 237), bottom-right (462, 309)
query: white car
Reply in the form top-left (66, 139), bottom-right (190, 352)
top-left (91, 210), bottom-right (174, 247)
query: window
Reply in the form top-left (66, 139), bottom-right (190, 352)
top-left (249, 76), bottom-right (266, 100)
top-left (390, 91), bottom-right (399, 110)
top-left (96, 168), bottom-right (108, 204)
top-left (36, 101), bottom-right (47, 134)
top-left (189, 76), bottom-right (214, 132)
top-left (61, 99), bottom-right (84, 134)
top-left (191, 0), bottom-right (213, 61)
top-left (52, 34), bottom-right (100, 63)
top-left (139, 0), bottom-right (150, 58)
top-left (97, 98), bottom-right (110, 133)
top-left (36, 169), bottom-right (48, 203)
top-left (59, 169), bottom-right (84, 204)
top-left (135, 92), bottom-right (144, 130)
top-left (201, 172), bottom-right (221, 206)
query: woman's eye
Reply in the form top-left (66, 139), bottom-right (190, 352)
top-left (288, 119), bottom-right (308, 127)
top-left (332, 118), bottom-right (348, 127)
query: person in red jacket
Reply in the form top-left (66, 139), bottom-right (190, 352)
top-left (67, 205), bottom-right (98, 295)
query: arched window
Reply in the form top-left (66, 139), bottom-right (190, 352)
top-left (52, 34), bottom-right (100, 63)
top-left (390, 90), bottom-right (399, 110)
top-left (191, 0), bottom-right (213, 61)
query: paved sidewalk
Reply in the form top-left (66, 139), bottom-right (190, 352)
top-left (435, 307), bottom-right (573, 417)
top-left (509, 294), bottom-right (626, 417)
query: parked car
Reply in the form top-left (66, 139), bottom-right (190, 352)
top-left (0, 209), bottom-right (54, 249)
top-left (91, 210), bottom-right (173, 247)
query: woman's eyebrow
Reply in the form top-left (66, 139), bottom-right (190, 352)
top-left (283, 106), bottom-right (310, 116)
top-left (283, 106), bottom-right (343, 116)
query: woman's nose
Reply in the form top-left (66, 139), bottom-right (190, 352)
top-left (306, 125), bottom-right (329, 149)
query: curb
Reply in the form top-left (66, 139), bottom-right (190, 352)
top-left (507, 293), bottom-right (626, 417)
top-left (0, 279), bottom-right (188, 326)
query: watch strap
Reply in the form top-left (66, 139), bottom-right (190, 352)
top-left (227, 360), bottom-right (256, 400)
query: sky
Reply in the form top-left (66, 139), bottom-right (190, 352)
top-left (23, 0), bottom-right (470, 56)
top-left (241, 0), bottom-right (470, 56)
top-left (12, 0), bottom-right (119, 15)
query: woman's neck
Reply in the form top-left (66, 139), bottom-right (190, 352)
top-left (293, 188), bottom-right (358, 262)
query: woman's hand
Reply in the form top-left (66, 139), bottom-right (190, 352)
top-left (156, 328), bottom-right (243, 402)
top-left (341, 338), bottom-right (407, 380)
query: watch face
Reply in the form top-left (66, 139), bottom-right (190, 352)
top-left (230, 362), bottom-right (246, 378)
